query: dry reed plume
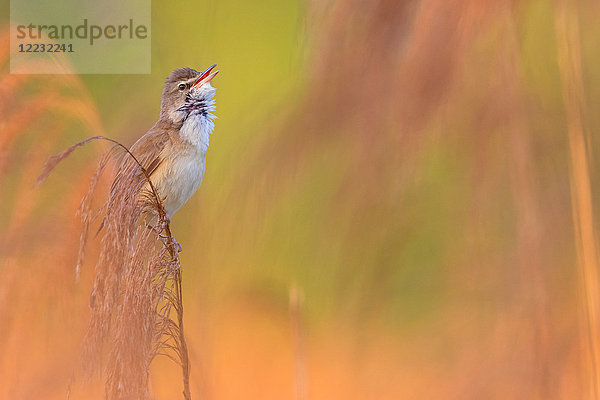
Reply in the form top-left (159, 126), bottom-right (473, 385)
top-left (1, 27), bottom-right (193, 398)
top-left (38, 136), bottom-right (192, 400)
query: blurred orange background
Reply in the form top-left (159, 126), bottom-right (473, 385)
top-left (2, 0), bottom-right (600, 399)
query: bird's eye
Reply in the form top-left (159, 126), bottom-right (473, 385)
top-left (178, 83), bottom-right (186, 91)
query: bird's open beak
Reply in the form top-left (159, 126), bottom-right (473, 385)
top-left (192, 64), bottom-right (219, 88)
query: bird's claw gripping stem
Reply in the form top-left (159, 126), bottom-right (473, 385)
top-left (158, 232), bottom-right (182, 257)
top-left (172, 238), bottom-right (183, 254)
top-left (156, 212), bottom-right (171, 233)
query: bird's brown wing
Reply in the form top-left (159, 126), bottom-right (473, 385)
top-left (97, 126), bottom-right (172, 236)
top-left (130, 125), bottom-right (172, 180)
top-left (144, 156), bottom-right (163, 179)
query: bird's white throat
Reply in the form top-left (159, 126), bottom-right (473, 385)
top-left (180, 112), bottom-right (214, 154)
top-left (179, 88), bottom-right (216, 154)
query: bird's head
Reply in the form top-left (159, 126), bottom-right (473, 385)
top-left (160, 65), bottom-right (219, 124)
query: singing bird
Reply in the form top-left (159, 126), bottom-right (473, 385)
top-left (122, 65), bottom-right (219, 223)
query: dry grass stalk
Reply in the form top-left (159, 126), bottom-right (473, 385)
top-left (555, 2), bottom-right (600, 398)
top-left (290, 285), bottom-right (307, 400)
top-left (38, 136), bottom-right (192, 400)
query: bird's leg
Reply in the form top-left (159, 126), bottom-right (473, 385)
top-left (155, 212), bottom-right (183, 256)
top-left (157, 212), bottom-right (171, 233)
top-left (159, 234), bottom-right (182, 258)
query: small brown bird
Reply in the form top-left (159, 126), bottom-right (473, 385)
top-left (123, 65), bottom-right (219, 222)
